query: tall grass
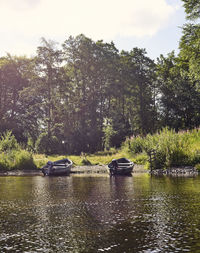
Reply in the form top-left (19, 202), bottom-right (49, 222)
top-left (123, 127), bottom-right (200, 169)
top-left (0, 131), bottom-right (36, 171)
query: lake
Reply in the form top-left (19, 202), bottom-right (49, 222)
top-left (1, 173), bottom-right (200, 252)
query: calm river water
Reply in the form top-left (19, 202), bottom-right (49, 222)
top-left (1, 173), bottom-right (200, 252)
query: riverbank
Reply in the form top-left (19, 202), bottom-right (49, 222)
top-left (0, 164), bottom-right (198, 176)
top-left (151, 166), bottom-right (198, 176)
top-left (0, 164), bottom-right (147, 176)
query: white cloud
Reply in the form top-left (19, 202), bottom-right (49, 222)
top-left (0, 0), bottom-right (180, 56)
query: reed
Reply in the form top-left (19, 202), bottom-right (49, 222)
top-left (123, 127), bottom-right (200, 169)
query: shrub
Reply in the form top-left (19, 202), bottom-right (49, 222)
top-left (146, 128), bottom-right (191, 169)
top-left (0, 150), bottom-right (37, 171)
top-left (0, 131), bottom-right (19, 152)
top-left (123, 127), bottom-right (200, 169)
top-left (14, 150), bottom-right (37, 170)
top-left (27, 136), bottom-right (35, 152)
top-left (133, 153), bottom-right (148, 165)
top-left (195, 163), bottom-right (200, 171)
top-left (0, 152), bottom-right (12, 170)
top-left (127, 136), bottom-right (144, 154)
top-left (0, 131), bottom-right (37, 171)
top-left (102, 118), bottom-right (116, 151)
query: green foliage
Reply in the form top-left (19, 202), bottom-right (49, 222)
top-left (126, 136), bottom-right (144, 154)
top-left (0, 150), bottom-right (36, 171)
top-left (123, 128), bottom-right (200, 169)
top-left (80, 158), bottom-right (92, 166)
top-left (157, 52), bottom-right (200, 129)
top-left (195, 164), bottom-right (200, 171)
top-left (102, 118), bottom-right (116, 151)
top-left (27, 136), bottom-right (35, 152)
top-left (1, 25), bottom-right (200, 155)
top-left (182, 0), bottom-right (200, 20)
top-left (0, 131), bottom-right (19, 152)
top-left (79, 152), bottom-right (92, 165)
top-left (94, 148), bottom-right (117, 156)
top-left (0, 152), bottom-right (11, 170)
top-left (133, 153), bottom-right (148, 165)
top-left (0, 131), bottom-right (37, 171)
top-left (14, 150), bottom-right (37, 170)
top-left (35, 133), bottom-right (59, 155)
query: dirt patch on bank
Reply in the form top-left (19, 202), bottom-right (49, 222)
top-left (71, 164), bottom-right (147, 174)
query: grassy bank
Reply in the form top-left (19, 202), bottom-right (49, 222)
top-left (33, 149), bottom-right (128, 169)
top-left (122, 127), bottom-right (200, 170)
top-left (1, 128), bottom-right (200, 172)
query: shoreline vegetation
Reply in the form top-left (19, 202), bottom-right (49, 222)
top-left (0, 128), bottom-right (200, 175)
top-left (1, 5), bottom-right (200, 174)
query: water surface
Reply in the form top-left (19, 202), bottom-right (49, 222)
top-left (1, 174), bottom-right (200, 252)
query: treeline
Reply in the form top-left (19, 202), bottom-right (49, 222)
top-left (0, 1), bottom-right (200, 155)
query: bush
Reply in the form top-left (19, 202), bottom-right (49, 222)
top-left (144, 128), bottom-right (191, 169)
top-left (127, 136), bottom-right (144, 154)
top-left (133, 153), bottom-right (148, 165)
top-left (0, 131), bottom-right (19, 152)
top-left (0, 152), bottom-right (11, 170)
top-left (195, 163), bottom-right (200, 171)
top-left (123, 127), bottom-right (200, 169)
top-left (0, 150), bottom-right (37, 171)
top-left (14, 150), bottom-right (37, 170)
top-left (0, 131), bottom-right (37, 171)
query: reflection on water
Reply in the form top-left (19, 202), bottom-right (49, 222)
top-left (1, 174), bottom-right (200, 252)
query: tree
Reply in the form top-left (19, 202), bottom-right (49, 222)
top-left (102, 118), bottom-right (116, 151)
top-left (62, 35), bottom-right (120, 153)
top-left (119, 48), bottom-right (157, 135)
top-left (179, 0), bottom-right (200, 89)
top-left (157, 52), bottom-right (200, 129)
top-left (35, 38), bottom-right (63, 138)
top-left (0, 55), bottom-right (34, 142)
top-left (181, 0), bottom-right (200, 20)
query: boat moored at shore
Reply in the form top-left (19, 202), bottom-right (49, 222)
top-left (41, 158), bottom-right (73, 176)
top-left (108, 158), bottom-right (134, 176)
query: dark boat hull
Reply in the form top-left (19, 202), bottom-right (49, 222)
top-left (108, 158), bottom-right (134, 176)
top-left (41, 158), bottom-right (73, 176)
top-left (110, 166), bottom-right (133, 175)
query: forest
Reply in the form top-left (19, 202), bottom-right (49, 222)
top-left (0, 0), bottom-right (200, 155)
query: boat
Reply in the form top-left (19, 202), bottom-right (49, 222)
top-left (108, 158), bottom-right (134, 176)
top-left (41, 158), bottom-right (73, 176)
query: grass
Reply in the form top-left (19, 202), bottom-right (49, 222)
top-left (0, 150), bottom-right (36, 171)
top-left (122, 127), bottom-right (200, 170)
top-left (33, 147), bottom-right (148, 171)
top-left (33, 150), bottom-right (126, 168)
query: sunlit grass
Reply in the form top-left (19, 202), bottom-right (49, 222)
top-left (122, 127), bottom-right (200, 170)
top-left (33, 151), bottom-right (127, 168)
top-left (33, 146), bottom-right (148, 169)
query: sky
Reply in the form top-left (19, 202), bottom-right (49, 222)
top-left (0, 0), bottom-right (186, 60)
